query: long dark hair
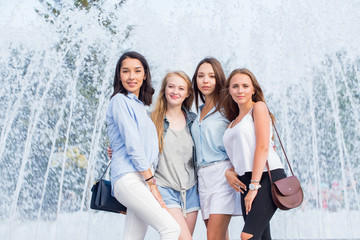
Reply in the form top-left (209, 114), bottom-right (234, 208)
top-left (192, 57), bottom-right (226, 112)
top-left (110, 51), bottom-right (154, 106)
top-left (222, 68), bottom-right (275, 123)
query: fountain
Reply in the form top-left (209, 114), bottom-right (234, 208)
top-left (1, 0), bottom-right (359, 239)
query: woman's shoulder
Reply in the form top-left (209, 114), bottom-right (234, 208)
top-left (253, 101), bottom-right (268, 113)
top-left (111, 92), bottom-right (126, 102)
top-left (214, 110), bottom-right (230, 123)
top-left (252, 101), bottom-right (270, 122)
top-left (109, 93), bottom-right (126, 107)
top-left (110, 93), bottom-right (140, 113)
top-left (112, 92), bottom-right (139, 104)
top-left (204, 111), bottom-right (230, 126)
top-left (183, 107), bottom-right (197, 120)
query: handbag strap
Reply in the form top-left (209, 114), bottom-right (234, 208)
top-left (266, 119), bottom-right (294, 184)
top-left (250, 104), bottom-right (295, 183)
top-left (271, 122), bottom-right (295, 176)
top-left (266, 162), bottom-right (273, 183)
top-left (99, 160), bottom-right (111, 179)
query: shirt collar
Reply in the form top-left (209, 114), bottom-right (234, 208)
top-left (199, 104), bottom-right (215, 120)
top-left (126, 92), bottom-right (142, 103)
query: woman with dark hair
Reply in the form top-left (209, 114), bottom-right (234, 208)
top-left (191, 58), bottom-right (242, 240)
top-left (106, 51), bottom-right (180, 239)
top-left (222, 68), bottom-right (286, 240)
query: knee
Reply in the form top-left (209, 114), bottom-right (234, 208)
top-left (207, 236), bottom-right (220, 240)
top-left (206, 236), bottom-right (218, 240)
top-left (160, 221), bottom-right (181, 239)
top-left (241, 232), bottom-right (253, 240)
top-left (207, 232), bottom-right (223, 240)
top-left (173, 222), bottom-right (181, 236)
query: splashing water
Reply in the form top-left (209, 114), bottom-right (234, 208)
top-left (1, 0), bottom-right (360, 239)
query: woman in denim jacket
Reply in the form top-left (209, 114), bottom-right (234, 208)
top-left (151, 71), bottom-right (200, 240)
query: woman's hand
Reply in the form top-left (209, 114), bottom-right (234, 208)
top-left (107, 146), bottom-right (112, 159)
top-left (150, 186), bottom-right (168, 210)
top-left (244, 189), bottom-right (258, 215)
top-left (225, 168), bottom-right (246, 194)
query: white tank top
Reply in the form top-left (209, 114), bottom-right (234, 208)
top-left (223, 108), bottom-right (283, 176)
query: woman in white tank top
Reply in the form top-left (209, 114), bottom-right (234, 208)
top-left (222, 68), bottom-right (286, 240)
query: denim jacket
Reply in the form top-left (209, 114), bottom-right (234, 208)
top-left (163, 107), bottom-right (197, 136)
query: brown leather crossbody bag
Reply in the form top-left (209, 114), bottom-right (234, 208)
top-left (266, 122), bottom-right (304, 210)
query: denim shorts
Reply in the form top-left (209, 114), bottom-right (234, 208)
top-left (157, 184), bottom-right (200, 213)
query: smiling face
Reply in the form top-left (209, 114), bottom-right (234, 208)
top-left (229, 73), bottom-right (255, 106)
top-left (196, 63), bottom-right (216, 97)
top-left (165, 74), bottom-right (189, 108)
top-left (120, 58), bottom-right (146, 97)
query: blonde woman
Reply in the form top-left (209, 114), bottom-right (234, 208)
top-left (151, 71), bottom-right (200, 239)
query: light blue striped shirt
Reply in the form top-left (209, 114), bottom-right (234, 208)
top-left (106, 92), bottom-right (159, 191)
top-left (191, 105), bottom-right (230, 167)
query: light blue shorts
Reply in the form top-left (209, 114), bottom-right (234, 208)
top-left (157, 184), bottom-right (200, 213)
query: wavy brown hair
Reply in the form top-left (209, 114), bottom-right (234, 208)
top-left (110, 51), bottom-right (154, 105)
top-left (192, 57), bottom-right (226, 113)
top-left (151, 71), bottom-right (194, 153)
top-left (222, 68), bottom-right (275, 123)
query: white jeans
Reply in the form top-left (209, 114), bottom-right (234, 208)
top-left (114, 172), bottom-right (180, 240)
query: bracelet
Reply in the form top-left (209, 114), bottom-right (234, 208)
top-left (251, 180), bottom-right (260, 183)
top-left (145, 176), bottom-right (154, 182)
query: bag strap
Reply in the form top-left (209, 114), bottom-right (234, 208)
top-left (251, 104), bottom-right (295, 183)
top-left (266, 162), bottom-right (273, 183)
top-left (99, 160), bottom-right (111, 179)
top-left (271, 122), bottom-right (294, 176)
top-left (266, 117), bottom-right (295, 184)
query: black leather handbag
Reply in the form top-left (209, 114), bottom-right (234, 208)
top-left (90, 161), bottom-right (127, 214)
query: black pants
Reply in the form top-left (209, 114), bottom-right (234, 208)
top-left (238, 169), bottom-right (286, 240)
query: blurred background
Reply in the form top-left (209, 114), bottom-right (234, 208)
top-left (0, 0), bottom-right (359, 239)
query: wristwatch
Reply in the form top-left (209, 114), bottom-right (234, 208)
top-left (249, 183), bottom-right (261, 191)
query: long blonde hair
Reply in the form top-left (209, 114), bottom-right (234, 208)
top-left (151, 71), bottom-right (194, 153)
